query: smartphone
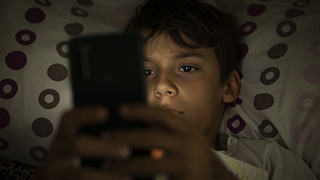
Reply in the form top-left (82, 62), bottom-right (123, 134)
top-left (69, 33), bottom-right (148, 135)
top-left (69, 33), bottom-right (158, 180)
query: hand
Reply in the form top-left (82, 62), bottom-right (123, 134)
top-left (31, 106), bottom-right (132, 180)
top-left (106, 104), bottom-right (235, 180)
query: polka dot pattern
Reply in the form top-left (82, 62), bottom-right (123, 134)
top-left (219, 0), bottom-right (320, 177)
top-left (0, 0), bottom-right (319, 176)
top-left (47, 64), bottom-right (68, 81)
top-left (0, 108), bottom-right (10, 129)
top-left (25, 8), bottom-right (46, 23)
top-left (0, 79), bottom-right (18, 99)
top-left (32, 118), bottom-right (53, 138)
top-left (16, 29), bottom-right (36, 45)
top-left (5, 51), bottom-right (27, 70)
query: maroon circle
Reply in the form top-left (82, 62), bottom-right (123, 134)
top-left (0, 108), bottom-right (10, 129)
top-left (0, 79), bottom-right (18, 99)
top-left (227, 114), bottom-right (246, 134)
top-left (247, 4), bottom-right (267, 16)
top-left (0, 138), bottom-right (9, 151)
top-left (239, 44), bottom-right (249, 61)
top-left (25, 7), bottom-right (45, 23)
top-left (5, 51), bottom-right (27, 70)
top-left (16, 29), bottom-right (36, 45)
top-left (239, 22), bottom-right (257, 36)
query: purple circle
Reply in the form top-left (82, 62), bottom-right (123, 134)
top-left (5, 51), bottom-right (27, 70)
top-left (239, 22), bottom-right (257, 36)
top-left (0, 108), bottom-right (10, 129)
top-left (0, 138), bottom-right (9, 151)
top-left (294, 123), bottom-right (313, 144)
top-left (25, 7), bottom-right (45, 23)
top-left (228, 98), bottom-right (243, 108)
top-left (35, 0), bottom-right (52, 6)
top-left (239, 44), bottom-right (249, 61)
top-left (0, 79), bottom-right (18, 99)
top-left (227, 114), bottom-right (246, 134)
top-left (297, 93), bottom-right (319, 113)
top-left (16, 29), bottom-right (36, 45)
top-left (247, 4), bottom-right (267, 16)
top-left (303, 65), bottom-right (320, 84)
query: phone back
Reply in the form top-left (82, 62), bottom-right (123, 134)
top-left (69, 33), bottom-right (147, 134)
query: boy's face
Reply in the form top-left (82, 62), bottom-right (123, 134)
top-left (143, 33), bottom-right (227, 139)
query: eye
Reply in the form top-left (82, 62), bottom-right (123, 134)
top-left (145, 69), bottom-right (155, 76)
top-left (179, 66), bottom-right (198, 72)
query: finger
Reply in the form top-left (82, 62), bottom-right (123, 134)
top-left (58, 106), bottom-right (108, 137)
top-left (107, 130), bottom-right (182, 152)
top-left (119, 104), bottom-right (191, 134)
top-left (110, 157), bottom-right (179, 176)
top-left (76, 135), bottom-right (131, 159)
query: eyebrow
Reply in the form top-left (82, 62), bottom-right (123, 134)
top-left (144, 51), bottom-right (205, 62)
top-left (171, 51), bottom-right (205, 59)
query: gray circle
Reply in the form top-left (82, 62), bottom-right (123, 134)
top-left (285, 9), bottom-right (305, 18)
top-left (254, 93), bottom-right (274, 110)
top-left (64, 23), bottom-right (84, 36)
top-left (39, 89), bottom-right (60, 109)
top-left (47, 64), bottom-right (68, 81)
top-left (30, 146), bottom-right (47, 162)
top-left (267, 43), bottom-right (288, 59)
top-left (276, 20), bottom-right (297, 37)
top-left (260, 67), bottom-right (280, 85)
top-left (32, 118), bottom-right (54, 138)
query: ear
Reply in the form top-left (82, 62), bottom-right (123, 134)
top-left (222, 70), bottom-right (241, 103)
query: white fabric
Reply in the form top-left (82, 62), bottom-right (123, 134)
top-left (221, 136), bottom-right (317, 180)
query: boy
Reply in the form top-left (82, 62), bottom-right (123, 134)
top-left (31, 0), bottom-right (316, 180)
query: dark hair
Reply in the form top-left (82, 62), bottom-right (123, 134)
top-left (125, 0), bottom-right (240, 84)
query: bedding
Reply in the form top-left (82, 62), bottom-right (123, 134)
top-left (0, 0), bottom-right (319, 179)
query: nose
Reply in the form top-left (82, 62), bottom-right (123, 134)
top-left (154, 73), bottom-right (178, 98)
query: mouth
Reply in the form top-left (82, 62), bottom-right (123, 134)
top-left (166, 108), bottom-right (184, 115)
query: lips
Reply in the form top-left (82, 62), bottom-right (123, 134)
top-left (166, 108), bottom-right (184, 115)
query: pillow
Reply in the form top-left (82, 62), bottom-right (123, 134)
top-left (0, 0), bottom-right (142, 166)
top-left (211, 0), bottom-right (320, 178)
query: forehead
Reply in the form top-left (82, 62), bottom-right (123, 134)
top-left (143, 33), bottom-right (218, 62)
